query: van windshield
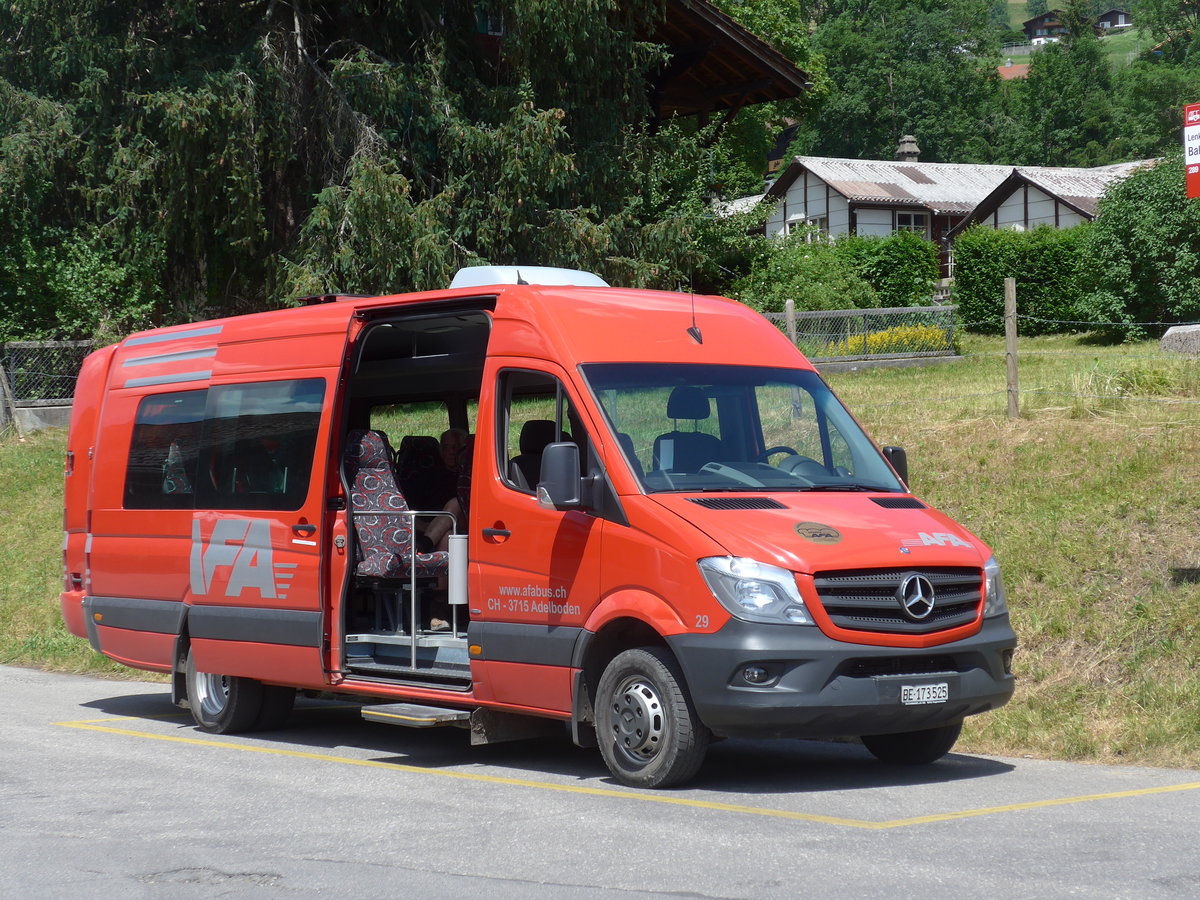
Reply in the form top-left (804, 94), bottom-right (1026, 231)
top-left (582, 363), bottom-right (904, 494)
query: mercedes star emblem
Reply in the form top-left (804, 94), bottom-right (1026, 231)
top-left (897, 573), bottom-right (936, 621)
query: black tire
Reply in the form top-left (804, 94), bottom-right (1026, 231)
top-left (595, 647), bottom-right (710, 789)
top-left (861, 722), bottom-right (962, 765)
top-left (184, 648), bottom-right (274, 734)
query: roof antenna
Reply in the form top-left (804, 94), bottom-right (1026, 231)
top-left (686, 268), bottom-right (703, 344)
top-left (516, 270), bottom-right (529, 285)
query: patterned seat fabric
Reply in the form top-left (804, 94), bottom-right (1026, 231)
top-left (161, 441), bottom-right (193, 495)
top-left (344, 429), bottom-right (448, 579)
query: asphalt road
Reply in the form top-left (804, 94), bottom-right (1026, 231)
top-left (3, 665), bottom-right (1198, 899)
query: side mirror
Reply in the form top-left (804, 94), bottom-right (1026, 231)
top-left (882, 446), bottom-right (909, 488)
top-left (537, 442), bottom-right (583, 510)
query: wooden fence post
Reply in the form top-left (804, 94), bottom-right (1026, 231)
top-left (1004, 277), bottom-right (1019, 419)
top-left (0, 359), bottom-right (21, 435)
top-left (785, 299), bottom-right (797, 347)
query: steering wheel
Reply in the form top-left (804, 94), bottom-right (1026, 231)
top-left (755, 445), bottom-right (801, 463)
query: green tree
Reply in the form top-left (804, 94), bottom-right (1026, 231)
top-left (1134, 0), bottom-right (1200, 62)
top-left (1081, 155), bottom-right (1200, 337)
top-left (800, 0), bottom-right (1006, 162)
top-left (997, 22), bottom-right (1117, 165)
top-left (1111, 60), bottom-right (1200, 160)
top-left (1, 0), bottom-right (813, 338)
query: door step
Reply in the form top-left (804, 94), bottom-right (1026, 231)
top-left (361, 703), bottom-right (566, 745)
top-left (361, 702), bottom-right (471, 728)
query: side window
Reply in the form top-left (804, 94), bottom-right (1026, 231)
top-left (498, 370), bottom-right (583, 493)
top-left (124, 390), bottom-right (207, 509)
top-left (196, 379), bottom-right (326, 511)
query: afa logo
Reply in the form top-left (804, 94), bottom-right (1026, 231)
top-left (189, 519), bottom-right (297, 599)
top-left (902, 531), bottom-right (974, 549)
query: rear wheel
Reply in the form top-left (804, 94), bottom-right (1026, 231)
top-left (861, 722), bottom-right (962, 765)
top-left (184, 649), bottom-right (293, 733)
top-left (596, 647), bottom-right (710, 788)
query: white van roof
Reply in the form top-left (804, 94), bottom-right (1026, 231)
top-left (449, 265), bottom-right (610, 289)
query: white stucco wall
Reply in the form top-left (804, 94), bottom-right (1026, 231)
top-left (855, 208), bottom-right (893, 237)
top-left (993, 185), bottom-right (1086, 230)
top-left (765, 171), bottom-right (851, 237)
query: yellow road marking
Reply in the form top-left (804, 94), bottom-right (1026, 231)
top-left (56, 716), bottom-right (1200, 830)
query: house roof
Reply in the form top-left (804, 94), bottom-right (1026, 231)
top-left (997, 62), bottom-right (1030, 80)
top-left (945, 160), bottom-right (1154, 238)
top-left (1023, 11), bottom-right (1065, 28)
top-left (648, 0), bottom-right (813, 119)
top-left (765, 156), bottom-right (1013, 215)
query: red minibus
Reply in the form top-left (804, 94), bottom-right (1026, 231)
top-left (61, 266), bottom-right (1015, 787)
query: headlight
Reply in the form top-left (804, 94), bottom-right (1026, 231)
top-left (983, 556), bottom-right (1009, 618)
top-left (698, 557), bottom-right (813, 625)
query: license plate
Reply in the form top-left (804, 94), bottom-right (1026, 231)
top-left (901, 682), bottom-right (948, 705)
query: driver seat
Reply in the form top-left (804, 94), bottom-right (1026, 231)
top-left (653, 386), bottom-right (723, 472)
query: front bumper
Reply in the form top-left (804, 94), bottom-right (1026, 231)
top-left (666, 616), bottom-right (1016, 739)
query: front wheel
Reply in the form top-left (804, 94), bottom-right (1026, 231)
top-left (861, 722), bottom-right (962, 765)
top-left (184, 649), bottom-right (293, 733)
top-left (595, 647), bottom-right (710, 788)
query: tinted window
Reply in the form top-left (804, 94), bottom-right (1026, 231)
top-left (196, 379), bottom-right (326, 511)
top-left (125, 390), bottom-right (207, 509)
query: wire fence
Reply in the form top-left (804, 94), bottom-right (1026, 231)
top-left (1, 340), bottom-right (95, 406)
top-left (763, 304), bottom-right (958, 363)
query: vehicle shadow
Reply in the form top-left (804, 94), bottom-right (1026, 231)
top-left (80, 690), bottom-right (1014, 795)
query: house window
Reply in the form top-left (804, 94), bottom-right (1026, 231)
top-left (784, 216), bottom-right (828, 240)
top-left (896, 212), bottom-right (928, 236)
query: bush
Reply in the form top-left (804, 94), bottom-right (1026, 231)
top-left (952, 224), bottom-right (1091, 335)
top-left (825, 322), bottom-right (955, 356)
top-left (1080, 155), bottom-right (1200, 339)
top-left (731, 232), bottom-right (878, 313)
top-left (732, 228), bottom-right (940, 314)
top-left (832, 230), bottom-right (940, 307)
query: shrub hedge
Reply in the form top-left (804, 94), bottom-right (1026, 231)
top-left (952, 224), bottom-right (1092, 336)
top-left (733, 228), bottom-right (939, 314)
top-left (832, 230), bottom-right (940, 308)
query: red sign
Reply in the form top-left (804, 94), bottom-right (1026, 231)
top-left (1185, 103), bottom-right (1200, 199)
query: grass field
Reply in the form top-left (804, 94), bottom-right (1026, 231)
top-left (826, 334), bottom-right (1200, 766)
top-left (3, 333), bottom-right (1198, 766)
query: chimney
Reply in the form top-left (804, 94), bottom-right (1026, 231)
top-left (896, 134), bottom-right (920, 162)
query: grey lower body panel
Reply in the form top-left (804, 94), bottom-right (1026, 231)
top-left (666, 616), bottom-right (1016, 739)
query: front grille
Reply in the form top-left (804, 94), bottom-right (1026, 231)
top-left (812, 566), bottom-right (982, 635)
top-left (687, 497), bottom-right (787, 510)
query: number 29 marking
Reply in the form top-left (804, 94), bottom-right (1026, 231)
top-left (695, 615), bottom-right (709, 629)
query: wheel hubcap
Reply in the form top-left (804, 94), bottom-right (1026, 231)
top-left (610, 678), bottom-right (665, 762)
top-left (192, 670), bottom-right (230, 719)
